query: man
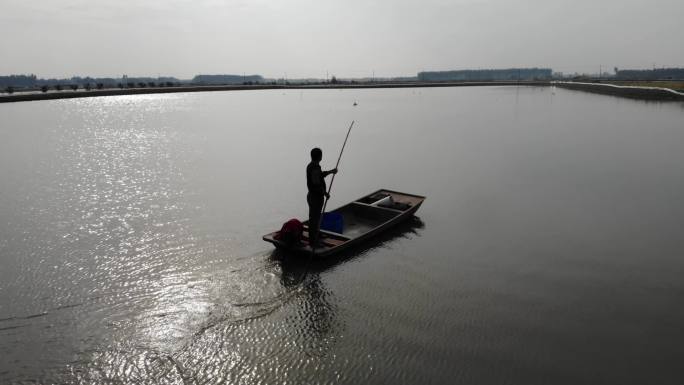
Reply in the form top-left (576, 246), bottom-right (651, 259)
top-left (306, 147), bottom-right (338, 247)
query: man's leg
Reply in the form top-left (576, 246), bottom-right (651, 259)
top-left (308, 195), bottom-right (323, 246)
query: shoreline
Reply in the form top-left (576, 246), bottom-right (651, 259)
top-left (0, 81), bottom-right (548, 103)
top-left (3, 81), bottom-right (683, 103)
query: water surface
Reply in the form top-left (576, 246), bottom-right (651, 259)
top-left (1, 87), bottom-right (683, 384)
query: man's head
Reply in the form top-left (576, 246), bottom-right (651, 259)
top-left (310, 147), bottom-right (322, 162)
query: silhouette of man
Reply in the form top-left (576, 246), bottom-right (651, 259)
top-left (306, 148), bottom-right (337, 247)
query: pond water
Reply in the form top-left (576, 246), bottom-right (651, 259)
top-left (1, 86), bottom-right (683, 384)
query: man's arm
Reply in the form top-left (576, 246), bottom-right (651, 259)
top-left (322, 168), bottom-right (338, 177)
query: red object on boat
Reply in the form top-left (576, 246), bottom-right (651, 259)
top-left (274, 218), bottom-right (304, 245)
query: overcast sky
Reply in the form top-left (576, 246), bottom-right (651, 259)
top-left (1, 0), bottom-right (682, 79)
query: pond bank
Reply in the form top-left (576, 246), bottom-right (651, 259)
top-left (0, 81), bottom-right (550, 103)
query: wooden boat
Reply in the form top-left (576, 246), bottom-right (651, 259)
top-left (263, 189), bottom-right (426, 257)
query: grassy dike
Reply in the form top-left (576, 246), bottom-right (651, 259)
top-left (554, 81), bottom-right (684, 101)
top-left (603, 81), bottom-right (684, 92)
top-left (0, 81), bottom-right (550, 104)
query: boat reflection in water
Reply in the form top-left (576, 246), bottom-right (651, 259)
top-left (269, 216), bottom-right (426, 376)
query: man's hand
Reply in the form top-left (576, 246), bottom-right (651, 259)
top-left (325, 192), bottom-right (331, 199)
top-left (331, 168), bottom-right (338, 175)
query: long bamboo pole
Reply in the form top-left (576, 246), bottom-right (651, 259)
top-left (314, 120), bottom-right (354, 245)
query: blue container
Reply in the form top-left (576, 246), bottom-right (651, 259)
top-left (320, 212), bottom-right (344, 233)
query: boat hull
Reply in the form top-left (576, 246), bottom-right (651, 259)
top-left (263, 189), bottom-right (425, 257)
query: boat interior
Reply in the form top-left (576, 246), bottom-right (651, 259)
top-left (303, 190), bottom-right (424, 245)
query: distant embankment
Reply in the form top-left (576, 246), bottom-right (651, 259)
top-left (0, 81), bottom-right (549, 104)
top-left (554, 81), bottom-right (684, 101)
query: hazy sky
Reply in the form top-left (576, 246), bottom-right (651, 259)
top-left (1, 0), bottom-right (683, 79)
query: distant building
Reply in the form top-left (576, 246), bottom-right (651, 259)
top-left (417, 68), bottom-right (553, 81)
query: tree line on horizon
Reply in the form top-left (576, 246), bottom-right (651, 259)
top-left (0, 74), bottom-right (275, 93)
top-left (0, 74), bottom-right (182, 87)
top-left (614, 68), bottom-right (684, 80)
top-left (191, 74), bottom-right (264, 85)
top-left (0, 74), bottom-right (185, 94)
